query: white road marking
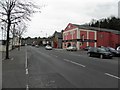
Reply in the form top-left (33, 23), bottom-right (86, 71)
top-left (25, 49), bottom-right (28, 68)
top-left (11, 58), bottom-right (14, 60)
top-left (70, 61), bottom-right (86, 67)
top-left (26, 69), bottom-right (28, 75)
top-left (55, 55), bottom-right (58, 57)
top-left (49, 54), bottom-right (58, 57)
top-left (26, 84), bottom-right (29, 90)
top-left (25, 59), bottom-right (28, 69)
top-left (105, 73), bottom-right (120, 80)
top-left (63, 59), bottom-right (70, 62)
top-left (63, 59), bottom-right (86, 67)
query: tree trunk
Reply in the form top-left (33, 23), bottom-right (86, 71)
top-left (18, 36), bottom-right (21, 51)
top-left (6, 23), bottom-right (10, 59)
top-left (6, 13), bottom-right (11, 59)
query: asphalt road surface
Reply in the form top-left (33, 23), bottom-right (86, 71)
top-left (25, 46), bottom-right (119, 88)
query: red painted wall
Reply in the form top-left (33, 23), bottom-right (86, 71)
top-left (97, 31), bottom-right (110, 47)
top-left (67, 32), bottom-right (72, 40)
top-left (73, 30), bottom-right (77, 39)
top-left (89, 32), bottom-right (95, 47)
top-left (110, 33), bottom-right (120, 48)
top-left (97, 31), bottom-right (120, 48)
top-left (89, 32), bottom-right (94, 39)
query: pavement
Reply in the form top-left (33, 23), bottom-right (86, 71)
top-left (0, 51), bottom-right (2, 90)
top-left (2, 47), bottom-right (26, 89)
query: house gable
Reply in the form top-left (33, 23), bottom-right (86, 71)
top-left (64, 23), bottom-right (78, 31)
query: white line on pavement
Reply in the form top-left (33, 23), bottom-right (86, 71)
top-left (55, 55), bottom-right (58, 57)
top-left (53, 55), bottom-right (58, 57)
top-left (11, 58), bottom-right (14, 61)
top-left (26, 84), bottom-right (29, 90)
top-left (63, 59), bottom-right (70, 62)
top-left (25, 59), bottom-right (28, 69)
top-left (26, 69), bottom-right (28, 74)
top-left (70, 61), bottom-right (86, 67)
top-left (105, 73), bottom-right (120, 80)
top-left (25, 49), bottom-right (28, 68)
top-left (50, 54), bottom-right (58, 57)
top-left (63, 59), bottom-right (86, 67)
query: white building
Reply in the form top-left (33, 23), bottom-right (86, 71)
top-left (0, 40), bottom-right (12, 52)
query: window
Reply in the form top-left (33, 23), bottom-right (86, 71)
top-left (68, 25), bottom-right (71, 28)
top-left (64, 44), bottom-right (66, 46)
top-left (81, 34), bottom-right (85, 41)
top-left (73, 31), bottom-right (75, 34)
top-left (70, 31), bottom-right (73, 35)
top-left (64, 33), bottom-right (66, 36)
top-left (64, 33), bottom-right (68, 36)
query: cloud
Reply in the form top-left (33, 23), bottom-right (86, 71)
top-left (24, 0), bottom-right (119, 38)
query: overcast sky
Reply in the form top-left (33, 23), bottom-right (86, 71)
top-left (0, 0), bottom-right (120, 39)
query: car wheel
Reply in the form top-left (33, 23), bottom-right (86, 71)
top-left (88, 53), bottom-right (91, 57)
top-left (100, 54), bottom-right (103, 59)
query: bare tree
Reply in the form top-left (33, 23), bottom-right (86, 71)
top-left (15, 22), bottom-right (27, 50)
top-left (10, 22), bottom-right (27, 50)
top-left (0, 0), bottom-right (40, 59)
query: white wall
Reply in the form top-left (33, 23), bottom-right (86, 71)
top-left (0, 45), bottom-right (12, 52)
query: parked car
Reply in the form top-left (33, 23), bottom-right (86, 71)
top-left (105, 47), bottom-right (120, 57)
top-left (116, 46), bottom-right (120, 53)
top-left (45, 45), bottom-right (52, 50)
top-left (66, 46), bottom-right (77, 51)
top-left (35, 45), bottom-right (39, 48)
top-left (84, 46), bottom-right (92, 51)
top-left (87, 47), bottom-right (113, 59)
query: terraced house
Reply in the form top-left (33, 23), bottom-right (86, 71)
top-left (63, 23), bottom-right (120, 50)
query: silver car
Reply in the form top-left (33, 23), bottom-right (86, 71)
top-left (66, 46), bottom-right (77, 51)
top-left (117, 46), bottom-right (120, 52)
top-left (45, 45), bottom-right (52, 50)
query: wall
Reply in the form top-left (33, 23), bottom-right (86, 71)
top-left (0, 45), bottom-right (12, 52)
top-left (97, 31), bottom-right (120, 48)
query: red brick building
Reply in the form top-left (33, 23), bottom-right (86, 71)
top-left (63, 23), bottom-right (120, 50)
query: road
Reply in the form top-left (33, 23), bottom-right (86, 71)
top-left (25, 46), bottom-right (119, 88)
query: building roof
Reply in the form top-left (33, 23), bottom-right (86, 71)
top-left (52, 31), bottom-right (62, 38)
top-left (73, 24), bottom-right (120, 35)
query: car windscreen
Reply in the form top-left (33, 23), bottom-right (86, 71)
top-left (108, 47), bottom-right (116, 51)
top-left (98, 48), bottom-right (107, 52)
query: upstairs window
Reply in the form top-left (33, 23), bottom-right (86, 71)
top-left (68, 25), bottom-right (71, 28)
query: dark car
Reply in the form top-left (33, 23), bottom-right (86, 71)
top-left (105, 47), bottom-right (120, 57)
top-left (87, 47), bottom-right (113, 59)
top-left (84, 46), bottom-right (92, 51)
